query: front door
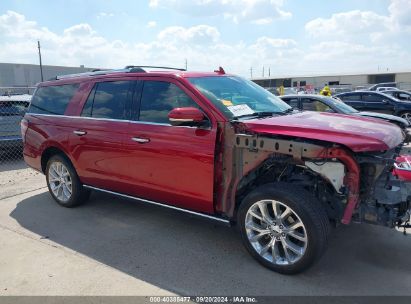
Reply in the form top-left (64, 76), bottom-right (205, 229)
top-left (122, 79), bottom-right (217, 214)
top-left (361, 93), bottom-right (395, 114)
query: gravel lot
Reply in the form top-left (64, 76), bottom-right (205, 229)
top-left (0, 159), bottom-right (411, 296)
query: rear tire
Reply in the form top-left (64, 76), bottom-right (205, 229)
top-left (238, 183), bottom-right (329, 274)
top-left (46, 154), bottom-right (90, 207)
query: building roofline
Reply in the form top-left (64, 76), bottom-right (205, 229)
top-left (252, 70), bottom-right (411, 81)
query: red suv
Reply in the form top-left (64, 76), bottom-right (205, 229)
top-left (22, 66), bottom-right (411, 274)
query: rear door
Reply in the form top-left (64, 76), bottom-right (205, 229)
top-left (339, 93), bottom-right (364, 110)
top-left (67, 80), bottom-right (136, 192)
top-left (361, 92), bottom-right (395, 114)
top-left (122, 78), bottom-right (217, 214)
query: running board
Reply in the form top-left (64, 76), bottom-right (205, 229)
top-left (83, 185), bottom-right (231, 225)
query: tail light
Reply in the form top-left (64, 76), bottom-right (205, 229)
top-left (21, 118), bottom-right (28, 143)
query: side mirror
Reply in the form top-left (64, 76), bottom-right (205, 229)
top-left (168, 107), bottom-right (205, 126)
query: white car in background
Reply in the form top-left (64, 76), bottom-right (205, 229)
top-left (0, 94), bottom-right (32, 151)
top-left (376, 87), bottom-right (398, 92)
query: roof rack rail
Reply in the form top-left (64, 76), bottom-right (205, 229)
top-left (54, 65), bottom-right (186, 80)
top-left (55, 68), bottom-right (129, 80)
top-left (125, 65), bottom-right (186, 72)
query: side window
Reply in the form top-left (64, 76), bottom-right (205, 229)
top-left (362, 93), bottom-right (384, 102)
top-left (29, 84), bottom-right (79, 115)
top-left (340, 94), bottom-right (361, 101)
top-left (302, 99), bottom-right (332, 112)
top-left (139, 81), bottom-right (199, 124)
top-left (283, 98), bottom-right (299, 108)
top-left (81, 81), bottom-right (132, 120)
top-left (399, 93), bottom-right (411, 100)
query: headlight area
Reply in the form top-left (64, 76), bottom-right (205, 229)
top-left (354, 150), bottom-right (411, 229)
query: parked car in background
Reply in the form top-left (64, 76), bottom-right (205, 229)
top-left (283, 87), bottom-right (298, 95)
top-left (331, 87), bottom-right (351, 95)
top-left (266, 87), bottom-right (279, 96)
top-left (383, 90), bottom-right (411, 101)
top-left (280, 94), bottom-right (409, 129)
top-left (0, 94), bottom-right (31, 151)
top-left (376, 87), bottom-right (398, 92)
top-left (335, 91), bottom-right (411, 123)
top-left (368, 82), bottom-right (397, 91)
top-left (22, 66), bottom-right (411, 274)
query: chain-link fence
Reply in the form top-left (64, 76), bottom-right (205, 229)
top-left (0, 94), bottom-right (31, 166)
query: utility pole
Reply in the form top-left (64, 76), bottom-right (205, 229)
top-left (262, 66), bottom-right (265, 77)
top-left (250, 67), bottom-right (253, 78)
top-left (184, 58), bottom-right (188, 70)
top-left (37, 40), bottom-right (44, 82)
top-left (268, 67), bottom-right (271, 77)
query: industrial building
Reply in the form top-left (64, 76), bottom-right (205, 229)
top-left (0, 62), bottom-right (95, 88)
top-left (252, 71), bottom-right (411, 90)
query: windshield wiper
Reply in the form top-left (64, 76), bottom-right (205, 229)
top-left (283, 108), bottom-right (295, 114)
top-left (232, 109), bottom-right (294, 120)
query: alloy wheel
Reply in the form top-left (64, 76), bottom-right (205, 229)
top-left (48, 161), bottom-right (73, 202)
top-left (245, 199), bottom-right (308, 265)
top-left (401, 112), bottom-right (411, 123)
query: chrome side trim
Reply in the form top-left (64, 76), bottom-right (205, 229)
top-left (83, 185), bottom-right (231, 225)
top-left (27, 113), bottom-right (197, 128)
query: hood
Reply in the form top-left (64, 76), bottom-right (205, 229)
top-left (241, 111), bottom-right (404, 152)
top-left (357, 111), bottom-right (409, 128)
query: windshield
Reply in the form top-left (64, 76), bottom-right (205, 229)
top-left (187, 76), bottom-right (292, 119)
top-left (328, 97), bottom-right (359, 114)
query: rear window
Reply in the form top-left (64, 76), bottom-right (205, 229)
top-left (29, 84), bottom-right (79, 115)
top-left (340, 94), bottom-right (361, 101)
top-left (362, 93), bottom-right (384, 102)
top-left (81, 81), bottom-right (133, 120)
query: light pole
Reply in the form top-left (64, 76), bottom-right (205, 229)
top-left (37, 40), bottom-right (44, 82)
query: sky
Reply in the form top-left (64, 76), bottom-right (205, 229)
top-left (0, 0), bottom-right (410, 77)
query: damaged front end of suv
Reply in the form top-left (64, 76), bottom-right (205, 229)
top-left (217, 115), bottom-right (411, 232)
top-left (189, 74), bottom-right (411, 273)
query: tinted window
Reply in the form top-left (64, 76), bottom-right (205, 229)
top-left (283, 98), bottom-right (299, 108)
top-left (302, 98), bottom-right (332, 112)
top-left (340, 94), bottom-right (361, 101)
top-left (81, 87), bottom-right (95, 117)
top-left (139, 81), bottom-right (199, 123)
top-left (399, 93), bottom-right (411, 100)
top-left (29, 84), bottom-right (79, 115)
top-left (81, 81), bottom-right (132, 119)
top-left (362, 93), bottom-right (384, 102)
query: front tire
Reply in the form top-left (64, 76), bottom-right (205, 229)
top-left (400, 111), bottom-right (411, 124)
top-left (46, 154), bottom-right (90, 207)
top-left (238, 183), bottom-right (329, 274)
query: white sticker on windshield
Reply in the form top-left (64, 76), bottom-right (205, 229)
top-left (227, 104), bottom-right (254, 116)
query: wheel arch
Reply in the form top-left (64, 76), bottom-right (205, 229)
top-left (41, 145), bottom-right (75, 173)
top-left (232, 159), bottom-right (342, 222)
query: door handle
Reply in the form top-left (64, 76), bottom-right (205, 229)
top-left (73, 130), bottom-right (87, 136)
top-left (131, 137), bottom-right (150, 143)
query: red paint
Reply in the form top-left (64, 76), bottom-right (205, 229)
top-left (168, 107), bottom-right (205, 122)
top-left (243, 111), bottom-right (404, 152)
top-left (321, 148), bottom-right (360, 225)
top-left (393, 155), bottom-right (411, 181)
